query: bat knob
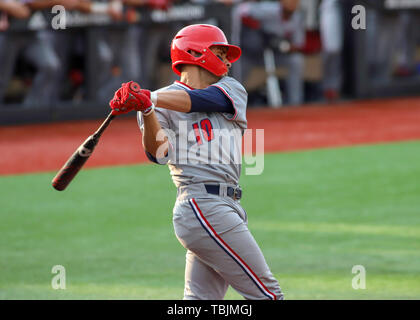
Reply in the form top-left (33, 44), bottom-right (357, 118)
top-left (129, 81), bottom-right (141, 93)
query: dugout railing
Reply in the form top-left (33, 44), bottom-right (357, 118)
top-left (0, 3), bottom-right (232, 125)
top-left (1, 1), bottom-right (420, 125)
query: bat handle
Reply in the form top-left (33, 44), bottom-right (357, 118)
top-left (93, 111), bottom-right (116, 140)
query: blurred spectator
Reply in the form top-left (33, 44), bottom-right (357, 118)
top-left (0, 0), bottom-right (34, 104)
top-left (364, 1), bottom-right (420, 82)
top-left (75, 0), bottom-right (124, 102)
top-left (0, 0), bottom-right (30, 22)
top-left (0, 0), bottom-right (30, 33)
top-left (54, 0), bottom-right (174, 101)
top-left (86, 0), bottom-right (125, 102)
top-left (99, 0), bottom-right (172, 96)
top-left (116, 0), bottom-right (145, 83)
top-left (394, 11), bottom-right (420, 78)
top-left (48, 0), bottom-right (142, 103)
top-left (365, 0), bottom-right (401, 84)
top-left (233, 0), bottom-right (305, 106)
top-left (0, 1), bottom-right (88, 106)
top-left (125, 0), bottom-right (177, 90)
top-left (319, 0), bottom-right (343, 102)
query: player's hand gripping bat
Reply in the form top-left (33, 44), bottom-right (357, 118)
top-left (52, 81), bottom-right (145, 191)
top-left (52, 81), bottom-right (147, 191)
top-left (51, 111), bottom-right (116, 191)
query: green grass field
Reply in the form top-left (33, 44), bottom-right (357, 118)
top-left (1, 141), bottom-right (420, 299)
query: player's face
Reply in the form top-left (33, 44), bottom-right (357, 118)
top-left (210, 46), bottom-right (232, 76)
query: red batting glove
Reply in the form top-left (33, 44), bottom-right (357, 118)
top-left (109, 81), bottom-right (154, 116)
top-left (135, 88), bottom-right (151, 101)
top-left (127, 83), bottom-right (155, 116)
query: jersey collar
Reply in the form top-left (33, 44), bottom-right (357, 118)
top-left (174, 80), bottom-right (195, 90)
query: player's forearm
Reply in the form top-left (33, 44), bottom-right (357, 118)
top-left (26, 0), bottom-right (66, 10)
top-left (122, 0), bottom-right (147, 6)
top-left (65, 0), bottom-right (106, 14)
top-left (74, 0), bottom-right (92, 13)
top-left (142, 111), bottom-right (169, 158)
top-left (0, 1), bottom-right (31, 18)
top-left (75, 0), bottom-right (122, 14)
top-left (155, 90), bottom-right (191, 113)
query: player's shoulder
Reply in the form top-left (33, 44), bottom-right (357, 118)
top-left (156, 81), bottom-right (196, 93)
top-left (216, 76), bottom-right (245, 88)
top-left (212, 76), bottom-right (247, 98)
top-left (153, 83), bottom-right (179, 93)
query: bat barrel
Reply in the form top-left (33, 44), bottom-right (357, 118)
top-left (51, 112), bottom-right (115, 191)
top-left (51, 135), bottom-right (97, 191)
top-left (52, 159), bottom-right (87, 191)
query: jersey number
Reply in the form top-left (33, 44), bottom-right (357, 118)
top-left (192, 119), bottom-right (214, 145)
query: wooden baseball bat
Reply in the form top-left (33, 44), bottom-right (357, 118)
top-left (51, 112), bottom-right (115, 191)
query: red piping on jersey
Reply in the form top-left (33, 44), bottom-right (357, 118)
top-left (189, 198), bottom-right (277, 300)
top-left (211, 85), bottom-right (238, 121)
top-left (174, 80), bottom-right (195, 90)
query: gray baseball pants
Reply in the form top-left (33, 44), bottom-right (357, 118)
top-left (173, 183), bottom-right (283, 300)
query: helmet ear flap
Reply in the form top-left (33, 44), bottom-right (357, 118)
top-left (200, 49), bottom-right (228, 76)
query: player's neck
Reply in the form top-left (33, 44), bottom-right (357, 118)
top-left (180, 66), bottom-right (221, 89)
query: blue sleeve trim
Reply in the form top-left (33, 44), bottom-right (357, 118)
top-left (188, 86), bottom-right (234, 114)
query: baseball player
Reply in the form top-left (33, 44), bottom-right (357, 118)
top-left (109, 24), bottom-right (283, 300)
top-left (319, 0), bottom-right (343, 102)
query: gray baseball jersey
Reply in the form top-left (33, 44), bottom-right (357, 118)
top-left (138, 76), bottom-right (247, 187)
top-left (137, 76), bottom-right (283, 300)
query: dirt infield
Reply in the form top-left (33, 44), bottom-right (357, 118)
top-left (1, 97), bottom-right (420, 176)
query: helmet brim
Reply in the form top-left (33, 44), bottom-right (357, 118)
top-left (210, 44), bottom-right (242, 63)
top-left (226, 45), bottom-right (242, 63)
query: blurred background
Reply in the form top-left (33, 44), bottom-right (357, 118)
top-left (1, 0), bottom-right (420, 124)
top-left (1, 0), bottom-right (420, 300)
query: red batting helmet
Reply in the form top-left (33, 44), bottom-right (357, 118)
top-left (171, 24), bottom-right (242, 77)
